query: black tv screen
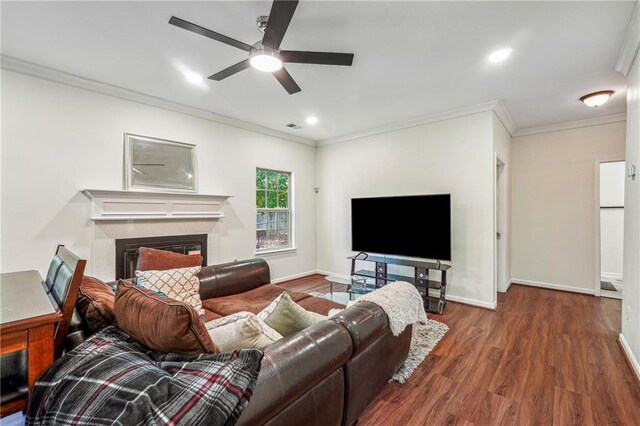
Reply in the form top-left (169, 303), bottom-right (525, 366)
top-left (351, 194), bottom-right (451, 261)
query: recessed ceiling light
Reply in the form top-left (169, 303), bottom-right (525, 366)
top-left (184, 71), bottom-right (204, 85)
top-left (488, 47), bottom-right (512, 64)
top-left (580, 90), bottom-right (614, 108)
top-left (249, 48), bottom-right (283, 72)
top-left (306, 116), bottom-right (319, 125)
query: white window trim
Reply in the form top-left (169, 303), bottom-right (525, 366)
top-left (256, 168), bottom-right (294, 252)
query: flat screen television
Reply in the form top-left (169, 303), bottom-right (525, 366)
top-left (351, 194), bottom-right (451, 261)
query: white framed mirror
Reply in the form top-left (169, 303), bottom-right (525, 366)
top-left (124, 133), bottom-right (198, 193)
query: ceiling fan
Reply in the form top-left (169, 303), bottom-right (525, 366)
top-left (169, 0), bottom-right (354, 95)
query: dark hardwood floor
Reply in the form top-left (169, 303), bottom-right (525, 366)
top-left (279, 275), bottom-right (640, 425)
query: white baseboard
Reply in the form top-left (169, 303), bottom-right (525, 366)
top-left (619, 333), bottom-right (640, 382)
top-left (271, 270), bottom-right (319, 284)
top-left (505, 279), bottom-right (513, 292)
top-left (511, 278), bottom-right (595, 295)
top-left (601, 272), bottom-right (623, 281)
top-left (315, 269), bottom-right (347, 279)
top-left (445, 294), bottom-right (497, 310)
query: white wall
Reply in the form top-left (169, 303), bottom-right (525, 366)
top-left (600, 161), bottom-right (625, 278)
top-left (316, 112), bottom-right (497, 308)
top-left (511, 122), bottom-right (626, 293)
top-left (621, 50), bottom-right (640, 379)
top-left (0, 71), bottom-right (317, 282)
top-left (493, 114), bottom-right (511, 292)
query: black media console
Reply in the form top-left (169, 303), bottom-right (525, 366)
top-left (348, 254), bottom-right (451, 314)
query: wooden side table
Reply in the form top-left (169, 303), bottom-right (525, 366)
top-left (0, 270), bottom-right (62, 417)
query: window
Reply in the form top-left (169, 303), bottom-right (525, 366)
top-left (256, 168), bottom-right (292, 251)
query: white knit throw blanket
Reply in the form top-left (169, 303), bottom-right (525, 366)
top-left (329, 281), bottom-right (427, 336)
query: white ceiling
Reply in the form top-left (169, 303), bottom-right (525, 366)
top-left (1, 1), bottom-right (634, 142)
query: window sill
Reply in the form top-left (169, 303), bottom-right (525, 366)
top-left (255, 247), bottom-right (297, 256)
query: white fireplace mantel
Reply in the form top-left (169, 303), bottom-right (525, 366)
top-left (82, 189), bottom-right (231, 221)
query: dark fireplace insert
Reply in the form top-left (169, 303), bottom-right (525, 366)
top-left (115, 234), bottom-right (208, 279)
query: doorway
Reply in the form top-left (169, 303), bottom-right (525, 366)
top-left (598, 160), bottom-right (625, 299)
top-left (495, 155), bottom-right (509, 294)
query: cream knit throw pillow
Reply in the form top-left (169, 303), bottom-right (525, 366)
top-left (135, 266), bottom-right (204, 315)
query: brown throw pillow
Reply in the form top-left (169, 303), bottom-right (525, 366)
top-left (114, 280), bottom-right (218, 354)
top-left (76, 276), bottom-right (116, 332)
top-left (136, 247), bottom-right (203, 272)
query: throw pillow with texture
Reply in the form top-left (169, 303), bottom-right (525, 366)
top-left (136, 247), bottom-right (203, 272)
top-left (258, 292), bottom-right (327, 336)
top-left (136, 266), bottom-right (205, 315)
top-left (114, 280), bottom-right (218, 354)
top-left (206, 311), bottom-right (283, 352)
top-left (76, 275), bottom-right (116, 331)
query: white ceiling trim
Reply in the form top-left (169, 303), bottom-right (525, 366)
top-left (512, 113), bottom-right (627, 138)
top-left (316, 100), bottom-right (502, 146)
top-left (615, 1), bottom-right (640, 76)
top-left (0, 55), bottom-right (316, 147)
top-left (493, 100), bottom-right (517, 136)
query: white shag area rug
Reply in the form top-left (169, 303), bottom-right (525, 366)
top-left (391, 318), bottom-right (449, 383)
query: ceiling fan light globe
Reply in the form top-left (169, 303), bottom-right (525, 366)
top-left (250, 49), bottom-right (283, 72)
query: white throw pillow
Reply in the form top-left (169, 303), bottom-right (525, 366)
top-left (206, 311), bottom-right (283, 351)
top-left (258, 292), bottom-right (327, 336)
top-left (135, 266), bottom-right (204, 315)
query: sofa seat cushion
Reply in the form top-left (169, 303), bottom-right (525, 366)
top-left (202, 284), bottom-right (311, 316)
top-left (297, 297), bottom-right (345, 316)
top-left (203, 309), bottom-right (222, 322)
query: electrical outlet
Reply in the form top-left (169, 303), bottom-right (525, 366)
top-left (627, 305), bottom-right (631, 322)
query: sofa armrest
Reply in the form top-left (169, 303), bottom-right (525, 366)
top-left (237, 320), bottom-right (352, 425)
top-left (198, 258), bottom-right (270, 299)
top-left (330, 302), bottom-right (391, 356)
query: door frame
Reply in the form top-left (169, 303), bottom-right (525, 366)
top-left (594, 159), bottom-right (625, 297)
top-left (494, 153), bottom-right (509, 298)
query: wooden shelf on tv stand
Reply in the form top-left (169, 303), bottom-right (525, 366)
top-left (348, 254), bottom-right (450, 314)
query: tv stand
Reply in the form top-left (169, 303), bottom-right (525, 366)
top-left (347, 254), bottom-right (451, 314)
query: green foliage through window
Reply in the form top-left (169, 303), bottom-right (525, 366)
top-left (256, 169), bottom-right (291, 251)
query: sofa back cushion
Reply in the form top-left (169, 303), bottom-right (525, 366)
top-left (114, 280), bottom-right (218, 354)
top-left (76, 275), bottom-right (116, 332)
top-left (198, 258), bottom-right (271, 300)
top-left (136, 247), bottom-right (203, 272)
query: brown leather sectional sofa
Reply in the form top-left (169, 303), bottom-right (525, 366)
top-left (69, 258), bottom-right (412, 426)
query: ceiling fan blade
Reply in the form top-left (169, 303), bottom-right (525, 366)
top-left (273, 67), bottom-right (301, 94)
top-left (209, 60), bottom-right (251, 81)
top-left (281, 50), bottom-right (354, 66)
top-left (169, 16), bottom-right (253, 52)
top-left (262, 0), bottom-right (298, 50)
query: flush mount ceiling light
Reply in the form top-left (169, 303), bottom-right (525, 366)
top-left (580, 90), bottom-right (614, 108)
top-left (306, 116), bottom-right (318, 125)
top-left (488, 47), bottom-right (512, 64)
top-left (249, 48), bottom-right (283, 72)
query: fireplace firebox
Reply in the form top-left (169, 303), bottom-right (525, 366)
top-left (115, 234), bottom-right (208, 279)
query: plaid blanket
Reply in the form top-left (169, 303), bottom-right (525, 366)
top-left (26, 327), bottom-right (263, 426)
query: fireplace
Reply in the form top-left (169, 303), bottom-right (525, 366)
top-left (115, 234), bottom-right (208, 279)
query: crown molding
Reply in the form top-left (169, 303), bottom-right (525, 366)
top-left (317, 100), bottom-right (501, 146)
top-left (0, 55), bottom-right (316, 147)
top-left (615, 1), bottom-right (640, 76)
top-left (493, 99), bottom-right (516, 135)
top-left (512, 113), bottom-right (627, 137)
